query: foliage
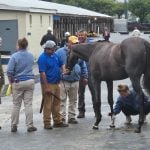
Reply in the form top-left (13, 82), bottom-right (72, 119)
top-left (113, 2), bottom-right (125, 18)
top-left (42, 0), bottom-right (126, 18)
top-left (128, 0), bottom-right (150, 23)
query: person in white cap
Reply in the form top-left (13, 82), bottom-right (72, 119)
top-left (40, 27), bottom-right (57, 47)
top-left (131, 26), bottom-right (141, 37)
top-left (60, 31), bottom-right (71, 48)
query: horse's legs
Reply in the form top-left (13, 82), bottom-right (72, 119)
top-left (106, 80), bottom-right (115, 127)
top-left (91, 77), bottom-right (101, 130)
top-left (130, 76), bottom-right (144, 133)
top-left (88, 74), bottom-right (95, 112)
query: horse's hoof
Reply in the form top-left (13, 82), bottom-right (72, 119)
top-left (134, 128), bottom-right (141, 133)
top-left (93, 125), bottom-right (99, 130)
top-left (109, 125), bottom-right (115, 128)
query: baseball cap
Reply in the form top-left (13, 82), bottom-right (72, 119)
top-left (65, 32), bottom-right (70, 37)
top-left (47, 27), bottom-right (52, 31)
top-left (68, 36), bottom-right (79, 44)
top-left (44, 40), bottom-right (56, 49)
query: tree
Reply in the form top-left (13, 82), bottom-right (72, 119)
top-left (128, 0), bottom-right (150, 23)
top-left (113, 2), bottom-right (125, 19)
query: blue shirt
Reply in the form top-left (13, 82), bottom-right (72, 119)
top-left (56, 47), bottom-right (88, 82)
top-left (38, 51), bottom-right (63, 84)
top-left (7, 50), bottom-right (34, 81)
top-left (113, 90), bottom-right (149, 115)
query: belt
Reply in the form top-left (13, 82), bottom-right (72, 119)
top-left (62, 80), bottom-right (78, 83)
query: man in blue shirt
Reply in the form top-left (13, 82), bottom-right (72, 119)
top-left (56, 36), bottom-right (88, 124)
top-left (38, 40), bottom-right (68, 129)
top-left (109, 84), bottom-right (150, 124)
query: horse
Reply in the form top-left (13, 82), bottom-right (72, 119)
top-left (66, 37), bottom-right (150, 133)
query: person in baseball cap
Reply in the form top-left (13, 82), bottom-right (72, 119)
top-left (44, 40), bottom-right (56, 49)
top-left (68, 36), bottom-right (79, 44)
top-left (43, 40), bottom-right (56, 55)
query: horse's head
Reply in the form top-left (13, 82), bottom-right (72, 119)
top-left (66, 45), bottom-right (78, 74)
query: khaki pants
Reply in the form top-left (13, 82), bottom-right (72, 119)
top-left (60, 81), bottom-right (79, 120)
top-left (41, 84), bottom-right (62, 126)
top-left (11, 79), bottom-right (35, 128)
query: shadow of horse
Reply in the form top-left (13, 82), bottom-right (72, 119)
top-left (66, 37), bottom-right (150, 133)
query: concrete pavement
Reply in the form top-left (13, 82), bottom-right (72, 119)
top-left (0, 33), bottom-right (150, 150)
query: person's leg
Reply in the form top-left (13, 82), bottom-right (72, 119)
top-left (122, 106), bottom-right (139, 124)
top-left (59, 81), bottom-right (69, 121)
top-left (68, 82), bottom-right (79, 124)
top-left (78, 78), bottom-right (86, 118)
top-left (52, 84), bottom-right (68, 127)
top-left (41, 84), bottom-right (53, 129)
top-left (11, 83), bottom-right (23, 132)
top-left (23, 79), bottom-right (37, 132)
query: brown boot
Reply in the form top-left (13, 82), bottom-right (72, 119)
top-left (77, 112), bottom-right (85, 118)
top-left (53, 122), bottom-right (69, 128)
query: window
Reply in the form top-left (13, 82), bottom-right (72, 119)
top-left (40, 15), bottom-right (43, 26)
top-left (49, 16), bottom-right (51, 26)
top-left (29, 14), bottom-right (32, 27)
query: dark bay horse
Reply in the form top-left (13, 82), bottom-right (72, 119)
top-left (66, 37), bottom-right (150, 133)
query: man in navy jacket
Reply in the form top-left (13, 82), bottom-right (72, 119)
top-left (109, 84), bottom-right (150, 124)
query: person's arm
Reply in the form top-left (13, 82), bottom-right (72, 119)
top-left (113, 97), bottom-right (123, 115)
top-left (0, 55), bottom-right (4, 89)
top-left (40, 72), bottom-right (50, 92)
top-left (7, 56), bottom-right (16, 84)
top-left (79, 60), bottom-right (88, 78)
top-left (40, 35), bottom-right (45, 46)
top-left (79, 60), bottom-right (88, 85)
top-left (38, 55), bottom-right (51, 93)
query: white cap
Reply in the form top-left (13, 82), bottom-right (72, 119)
top-left (65, 32), bottom-right (70, 37)
top-left (47, 27), bottom-right (52, 31)
top-left (44, 40), bottom-right (56, 49)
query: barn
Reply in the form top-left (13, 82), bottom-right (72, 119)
top-left (0, 0), bottom-right (112, 60)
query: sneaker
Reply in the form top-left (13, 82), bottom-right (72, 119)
top-left (77, 112), bottom-right (85, 118)
top-left (68, 118), bottom-right (78, 124)
top-left (44, 125), bottom-right (53, 130)
top-left (125, 116), bottom-right (132, 124)
top-left (27, 126), bottom-right (37, 132)
top-left (11, 125), bottom-right (17, 132)
top-left (53, 123), bottom-right (69, 128)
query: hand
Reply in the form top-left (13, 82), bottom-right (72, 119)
top-left (108, 112), bottom-right (114, 116)
top-left (63, 68), bottom-right (70, 75)
top-left (82, 78), bottom-right (88, 85)
top-left (44, 85), bottom-right (51, 94)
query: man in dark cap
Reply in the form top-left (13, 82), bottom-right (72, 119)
top-left (40, 27), bottom-right (57, 47)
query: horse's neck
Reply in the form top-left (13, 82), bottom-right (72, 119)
top-left (73, 44), bottom-right (95, 61)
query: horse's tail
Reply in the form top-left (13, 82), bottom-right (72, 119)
top-left (143, 41), bottom-right (150, 95)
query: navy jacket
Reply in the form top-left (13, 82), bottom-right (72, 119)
top-left (113, 90), bottom-right (149, 115)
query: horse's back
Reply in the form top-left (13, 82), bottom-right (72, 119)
top-left (120, 37), bottom-right (147, 75)
top-left (89, 41), bottom-right (128, 80)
